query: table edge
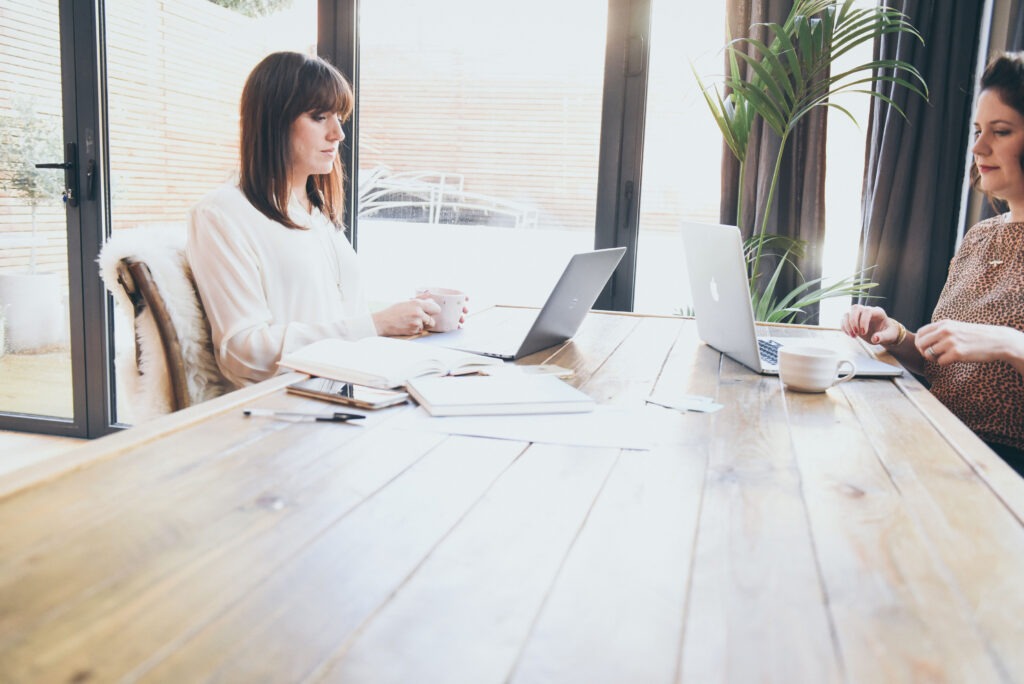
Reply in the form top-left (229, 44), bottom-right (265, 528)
top-left (0, 372), bottom-right (303, 501)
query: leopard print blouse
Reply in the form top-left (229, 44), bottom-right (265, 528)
top-left (926, 214), bottom-right (1024, 450)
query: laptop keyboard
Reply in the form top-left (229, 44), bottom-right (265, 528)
top-left (758, 338), bottom-right (782, 365)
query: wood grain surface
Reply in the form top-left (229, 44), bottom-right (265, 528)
top-left (0, 311), bottom-right (1020, 683)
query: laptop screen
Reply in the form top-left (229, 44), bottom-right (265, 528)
top-left (680, 222), bottom-right (764, 372)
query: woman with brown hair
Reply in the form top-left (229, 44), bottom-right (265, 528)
top-left (188, 51), bottom-right (441, 387)
top-left (843, 52), bottom-right (1024, 472)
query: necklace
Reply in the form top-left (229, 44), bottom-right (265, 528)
top-left (987, 218), bottom-right (1020, 269)
top-left (295, 190), bottom-right (344, 297)
top-left (317, 222), bottom-right (344, 297)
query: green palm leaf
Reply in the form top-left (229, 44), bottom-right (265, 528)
top-left (695, 1), bottom-right (928, 321)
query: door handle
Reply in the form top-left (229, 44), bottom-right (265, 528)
top-left (86, 159), bottom-right (97, 200)
top-left (35, 141), bottom-right (78, 207)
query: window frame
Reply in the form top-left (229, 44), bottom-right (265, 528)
top-left (320, 0), bottom-right (651, 312)
top-left (0, 0), bottom-right (110, 438)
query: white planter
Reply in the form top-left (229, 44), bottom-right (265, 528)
top-left (0, 272), bottom-right (64, 352)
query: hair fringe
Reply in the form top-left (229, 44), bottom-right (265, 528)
top-left (238, 52), bottom-right (353, 230)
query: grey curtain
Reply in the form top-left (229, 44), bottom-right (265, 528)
top-left (720, 0), bottom-right (829, 324)
top-left (857, 1), bottom-right (985, 330)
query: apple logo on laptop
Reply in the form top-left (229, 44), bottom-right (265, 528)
top-left (709, 277), bottom-right (720, 302)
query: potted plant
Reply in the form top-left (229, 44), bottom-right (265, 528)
top-left (696, 0), bottom-right (927, 322)
top-left (0, 98), bottom-right (67, 351)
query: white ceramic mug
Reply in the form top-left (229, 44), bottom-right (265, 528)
top-left (415, 287), bottom-right (466, 332)
top-left (778, 345), bottom-right (856, 393)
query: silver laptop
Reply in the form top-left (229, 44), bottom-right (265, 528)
top-left (680, 222), bottom-right (902, 377)
top-left (417, 247), bottom-right (626, 360)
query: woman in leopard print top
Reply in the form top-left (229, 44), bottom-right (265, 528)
top-left (842, 53), bottom-right (1024, 472)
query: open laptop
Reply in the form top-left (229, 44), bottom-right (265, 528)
top-left (417, 247), bottom-right (626, 360)
top-left (680, 222), bottom-right (903, 377)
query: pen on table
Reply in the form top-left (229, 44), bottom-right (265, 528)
top-left (243, 409), bottom-right (365, 423)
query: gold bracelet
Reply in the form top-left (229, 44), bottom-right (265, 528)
top-left (889, 320), bottom-right (907, 346)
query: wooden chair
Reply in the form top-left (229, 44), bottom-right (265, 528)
top-left (98, 225), bottom-right (230, 421)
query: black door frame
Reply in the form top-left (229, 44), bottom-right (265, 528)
top-left (0, 0), bottom-right (111, 438)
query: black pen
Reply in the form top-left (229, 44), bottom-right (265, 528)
top-left (243, 409), bottom-right (365, 423)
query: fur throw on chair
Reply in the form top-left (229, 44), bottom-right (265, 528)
top-left (98, 224), bottom-right (230, 422)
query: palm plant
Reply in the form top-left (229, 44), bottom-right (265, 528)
top-left (696, 0), bottom-right (927, 322)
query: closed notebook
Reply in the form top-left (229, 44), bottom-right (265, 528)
top-left (406, 373), bottom-right (596, 416)
top-left (278, 337), bottom-right (502, 389)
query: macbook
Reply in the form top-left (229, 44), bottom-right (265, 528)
top-left (680, 222), bottom-right (902, 377)
top-left (417, 247), bottom-right (626, 360)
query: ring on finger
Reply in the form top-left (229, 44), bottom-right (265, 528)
top-left (926, 346), bottom-right (937, 360)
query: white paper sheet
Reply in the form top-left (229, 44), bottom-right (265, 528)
top-left (645, 392), bottom-right (724, 413)
top-left (393, 404), bottom-right (688, 450)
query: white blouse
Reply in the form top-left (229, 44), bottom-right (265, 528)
top-left (187, 183), bottom-right (377, 387)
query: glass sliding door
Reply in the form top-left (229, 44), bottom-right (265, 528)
top-left (634, 1), bottom-right (873, 325)
top-left (103, 0), bottom-right (318, 424)
top-left (0, 2), bottom-right (76, 422)
top-left (634, 3), bottom-right (726, 315)
top-left (354, 0), bottom-right (607, 309)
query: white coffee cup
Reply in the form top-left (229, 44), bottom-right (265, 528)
top-left (415, 287), bottom-right (467, 333)
top-left (778, 345), bottom-right (856, 393)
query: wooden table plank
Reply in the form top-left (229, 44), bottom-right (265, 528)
top-left (509, 446), bottom-right (706, 684)
top-left (679, 355), bottom-right (843, 683)
top-left (0, 420), bottom-right (444, 683)
top-left (533, 311), bottom-right (640, 385)
top-left (785, 382), bottom-right (1004, 681)
top-left (0, 401), bottom-right (411, 635)
top-left (317, 443), bottom-right (620, 683)
top-left (843, 379), bottom-right (1024, 678)
top-left (508, 319), bottom-right (713, 683)
top-left (0, 372), bottom-right (299, 500)
top-left (895, 374), bottom-right (1024, 525)
top-left (0, 390), bottom-right (383, 569)
top-left (138, 436), bottom-right (527, 683)
top-left (577, 315), bottom-right (684, 405)
top-left (0, 314), bottom-right (1021, 682)
top-left (651, 313), bottom-right (722, 402)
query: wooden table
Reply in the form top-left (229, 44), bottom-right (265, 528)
top-left (3, 310), bottom-right (1024, 683)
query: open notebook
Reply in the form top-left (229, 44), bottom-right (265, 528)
top-left (279, 337), bottom-right (502, 389)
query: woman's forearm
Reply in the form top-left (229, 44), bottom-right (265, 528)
top-left (1001, 328), bottom-right (1024, 377)
top-left (882, 330), bottom-right (925, 376)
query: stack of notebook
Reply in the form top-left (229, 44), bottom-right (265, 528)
top-left (405, 374), bottom-right (595, 417)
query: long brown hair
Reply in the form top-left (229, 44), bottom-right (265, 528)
top-left (239, 51), bottom-right (354, 229)
top-left (970, 52), bottom-right (1024, 206)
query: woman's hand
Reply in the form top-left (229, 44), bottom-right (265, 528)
top-left (916, 320), bottom-right (1024, 367)
top-left (841, 305), bottom-right (901, 345)
top-left (372, 296), bottom-right (442, 337)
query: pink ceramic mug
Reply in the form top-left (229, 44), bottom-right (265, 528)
top-left (415, 287), bottom-right (467, 332)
